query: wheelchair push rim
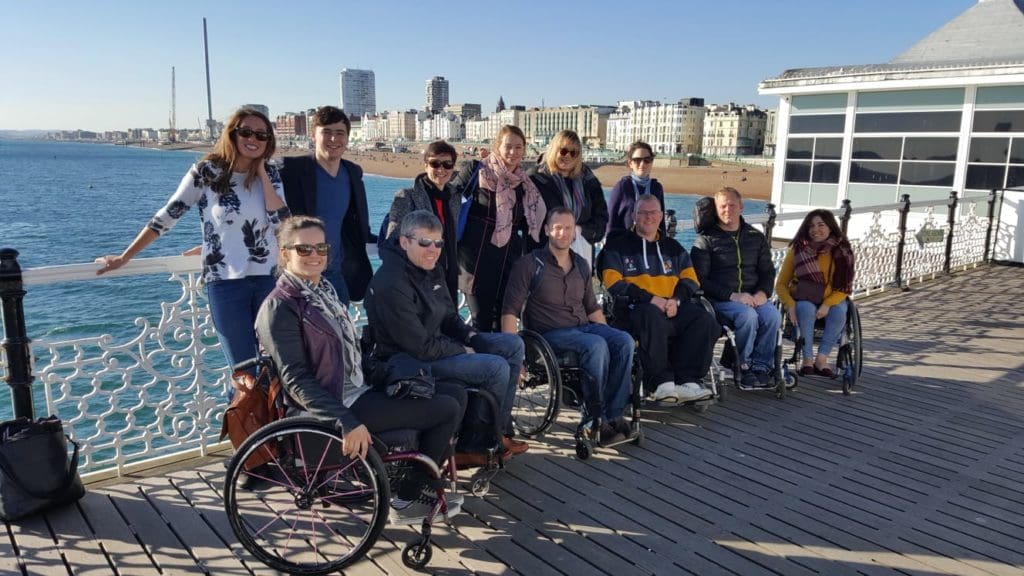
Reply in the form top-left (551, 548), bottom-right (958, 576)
top-left (514, 330), bottom-right (562, 437)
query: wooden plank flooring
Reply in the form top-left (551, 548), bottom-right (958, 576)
top-left (4, 264), bottom-right (1024, 575)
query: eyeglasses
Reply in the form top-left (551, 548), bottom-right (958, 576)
top-left (630, 156), bottom-right (653, 165)
top-left (427, 159), bottom-right (455, 170)
top-left (235, 126), bottom-right (271, 142)
top-left (284, 243), bottom-right (330, 256)
top-left (406, 236), bottom-right (445, 248)
top-left (558, 148), bottom-right (580, 158)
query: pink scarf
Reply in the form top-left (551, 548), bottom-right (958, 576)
top-left (478, 153), bottom-right (546, 247)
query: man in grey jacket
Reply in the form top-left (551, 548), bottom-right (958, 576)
top-left (690, 187), bottom-right (780, 388)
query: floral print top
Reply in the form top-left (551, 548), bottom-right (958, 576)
top-left (148, 160), bottom-right (290, 283)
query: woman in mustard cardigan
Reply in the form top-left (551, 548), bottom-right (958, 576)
top-left (775, 210), bottom-right (855, 378)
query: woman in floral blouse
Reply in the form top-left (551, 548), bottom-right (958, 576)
top-left (96, 107), bottom-right (290, 371)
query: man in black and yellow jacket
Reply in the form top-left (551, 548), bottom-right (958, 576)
top-left (598, 194), bottom-right (718, 403)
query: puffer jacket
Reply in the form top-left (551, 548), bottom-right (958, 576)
top-left (690, 218), bottom-right (776, 302)
top-left (365, 239), bottom-right (474, 362)
top-left (255, 276), bottom-right (366, 432)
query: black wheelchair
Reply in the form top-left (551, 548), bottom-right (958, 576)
top-left (222, 356), bottom-right (504, 573)
top-left (781, 297), bottom-right (863, 395)
top-left (511, 326), bottom-right (644, 460)
top-left (701, 297), bottom-right (795, 400)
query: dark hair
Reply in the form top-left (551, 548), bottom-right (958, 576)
top-left (790, 209), bottom-right (844, 247)
top-left (206, 107), bottom-right (276, 190)
top-left (276, 215), bottom-right (326, 248)
top-left (545, 206), bottom-right (576, 226)
top-left (312, 106), bottom-right (351, 132)
top-left (423, 140), bottom-right (457, 162)
top-left (626, 141), bottom-right (655, 163)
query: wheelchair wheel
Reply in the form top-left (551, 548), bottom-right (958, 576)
top-left (224, 417), bottom-right (389, 575)
top-left (848, 302), bottom-right (863, 378)
top-left (515, 330), bottom-right (562, 437)
top-left (838, 347), bottom-right (855, 395)
top-left (403, 541), bottom-right (433, 569)
top-left (575, 440), bottom-right (592, 460)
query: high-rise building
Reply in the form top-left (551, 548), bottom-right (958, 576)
top-left (425, 76), bottom-right (450, 115)
top-left (339, 68), bottom-right (376, 118)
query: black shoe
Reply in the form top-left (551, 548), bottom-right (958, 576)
top-left (613, 417), bottom-right (632, 437)
top-left (753, 370), bottom-right (771, 387)
top-left (599, 423), bottom-right (626, 445)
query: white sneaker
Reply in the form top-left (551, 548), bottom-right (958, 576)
top-left (651, 381), bottom-right (679, 403)
top-left (675, 382), bottom-right (712, 402)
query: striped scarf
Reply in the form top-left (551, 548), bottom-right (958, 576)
top-left (793, 236), bottom-right (855, 294)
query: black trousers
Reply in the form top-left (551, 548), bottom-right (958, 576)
top-left (622, 302), bottom-right (718, 386)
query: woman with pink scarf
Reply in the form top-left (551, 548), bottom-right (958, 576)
top-left (456, 125), bottom-right (546, 331)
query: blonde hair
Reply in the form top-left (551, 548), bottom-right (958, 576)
top-left (715, 186), bottom-right (742, 202)
top-left (543, 130), bottom-right (583, 179)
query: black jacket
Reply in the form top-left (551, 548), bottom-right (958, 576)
top-left (364, 239), bottom-right (474, 362)
top-left (528, 163), bottom-right (608, 245)
top-left (690, 218), bottom-right (776, 302)
top-left (280, 155), bottom-right (375, 301)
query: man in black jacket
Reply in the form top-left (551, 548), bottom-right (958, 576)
top-left (691, 187), bottom-right (780, 388)
top-left (280, 106), bottom-right (374, 304)
top-left (365, 210), bottom-right (527, 467)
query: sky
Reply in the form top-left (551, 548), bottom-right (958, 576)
top-left (0, 0), bottom-right (977, 132)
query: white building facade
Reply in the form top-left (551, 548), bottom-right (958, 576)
top-left (606, 99), bottom-right (705, 154)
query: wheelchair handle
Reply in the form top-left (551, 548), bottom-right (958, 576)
top-left (232, 355), bottom-right (271, 372)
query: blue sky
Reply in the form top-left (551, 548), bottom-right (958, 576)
top-left (1, 0), bottom-right (975, 132)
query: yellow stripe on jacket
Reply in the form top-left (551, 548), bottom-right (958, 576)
top-left (775, 249), bottom-right (848, 310)
top-left (602, 266), bottom-right (700, 299)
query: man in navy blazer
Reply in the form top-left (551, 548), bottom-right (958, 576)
top-left (280, 106), bottom-right (375, 303)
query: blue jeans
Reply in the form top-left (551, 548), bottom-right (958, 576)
top-left (542, 323), bottom-right (634, 422)
top-left (713, 300), bottom-right (781, 372)
top-left (468, 332), bottom-right (525, 436)
top-left (206, 275), bottom-right (277, 370)
top-left (323, 268), bottom-right (350, 305)
top-left (795, 299), bottom-right (848, 359)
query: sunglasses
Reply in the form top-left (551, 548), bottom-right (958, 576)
top-left (284, 243), bottom-right (330, 256)
top-left (235, 126), bottom-right (271, 142)
top-left (406, 236), bottom-right (445, 248)
top-left (630, 156), bottom-right (653, 164)
top-left (558, 148), bottom-right (580, 158)
top-left (427, 159), bottom-right (455, 170)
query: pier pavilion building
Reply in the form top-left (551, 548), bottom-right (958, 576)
top-left (759, 0), bottom-right (1024, 219)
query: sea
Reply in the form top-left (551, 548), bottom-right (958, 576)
top-left (0, 139), bottom-right (764, 426)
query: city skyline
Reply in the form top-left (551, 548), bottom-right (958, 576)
top-left (1, 0), bottom-right (975, 132)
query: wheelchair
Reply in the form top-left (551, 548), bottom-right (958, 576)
top-left (222, 357), bottom-right (504, 574)
top-left (513, 327), bottom-right (644, 460)
top-left (781, 298), bottom-right (863, 395)
top-left (701, 296), bottom-right (795, 400)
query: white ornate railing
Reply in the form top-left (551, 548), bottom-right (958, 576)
top-left (0, 191), bottom-right (1011, 481)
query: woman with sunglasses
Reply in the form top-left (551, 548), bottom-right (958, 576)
top-left (607, 141), bottom-right (665, 239)
top-left (257, 215), bottom-right (466, 525)
top-left (96, 107), bottom-right (289, 372)
top-left (529, 130), bottom-right (608, 265)
top-left (384, 140), bottom-right (461, 302)
top-left (457, 125), bottom-right (546, 332)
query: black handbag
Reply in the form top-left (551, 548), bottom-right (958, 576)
top-left (0, 416), bottom-right (86, 521)
top-left (383, 353), bottom-right (436, 400)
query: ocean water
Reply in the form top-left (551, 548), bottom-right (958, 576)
top-left (0, 139), bottom-right (763, 424)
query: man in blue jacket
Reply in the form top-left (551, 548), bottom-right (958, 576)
top-left (281, 106), bottom-right (374, 303)
top-left (691, 187), bottom-right (780, 388)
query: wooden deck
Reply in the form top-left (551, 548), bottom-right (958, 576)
top-left (5, 264), bottom-right (1024, 575)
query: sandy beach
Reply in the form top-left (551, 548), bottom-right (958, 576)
top-left (152, 142), bottom-right (772, 200)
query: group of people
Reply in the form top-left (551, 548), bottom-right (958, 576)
top-left (95, 105), bottom-right (855, 525)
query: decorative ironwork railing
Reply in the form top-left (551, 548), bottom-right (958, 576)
top-left (0, 189), bottom-right (1012, 480)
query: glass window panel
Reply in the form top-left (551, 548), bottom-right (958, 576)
top-left (968, 137), bottom-right (1009, 163)
top-left (809, 183), bottom-right (838, 207)
top-left (852, 137), bottom-right (901, 160)
top-left (857, 88), bottom-right (964, 110)
top-left (903, 137), bottom-right (958, 161)
top-left (1011, 139), bottom-right (1024, 163)
top-left (972, 110), bottom-right (1024, 132)
top-left (791, 93), bottom-right (848, 113)
top-left (781, 182), bottom-right (810, 205)
top-left (899, 162), bottom-right (955, 186)
top-left (855, 111), bottom-right (961, 133)
top-left (847, 183), bottom-right (898, 206)
top-left (850, 161), bottom-right (899, 184)
top-left (901, 186), bottom-right (951, 203)
top-left (814, 138), bottom-right (842, 160)
top-left (965, 164), bottom-right (1006, 190)
top-left (975, 85), bottom-right (1024, 109)
top-left (786, 138), bottom-right (813, 159)
top-left (790, 114), bottom-right (845, 134)
top-left (812, 162), bottom-right (841, 183)
top-left (784, 161), bottom-right (812, 182)
top-left (1008, 166), bottom-right (1024, 188)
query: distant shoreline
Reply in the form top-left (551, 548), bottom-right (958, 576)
top-left (131, 140), bottom-right (773, 200)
